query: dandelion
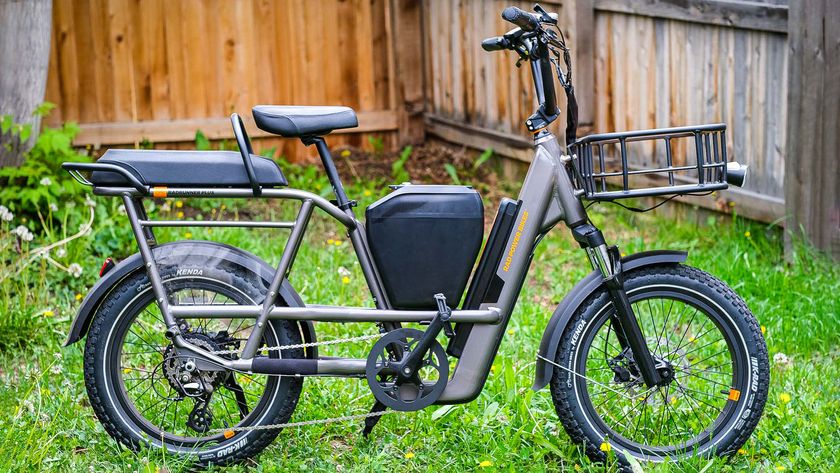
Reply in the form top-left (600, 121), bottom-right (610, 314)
top-left (117, 204), bottom-right (127, 215)
top-left (43, 310), bottom-right (55, 317)
top-left (13, 225), bottom-right (33, 242)
top-left (327, 238), bottom-right (335, 245)
top-left (773, 352), bottom-right (791, 366)
top-left (22, 399), bottom-right (35, 414)
top-left (160, 202), bottom-right (171, 213)
top-left (775, 466), bottom-right (786, 472)
top-left (50, 364), bottom-right (62, 375)
top-left (75, 293), bottom-right (83, 301)
top-left (333, 240), bottom-right (342, 246)
top-left (175, 200), bottom-right (184, 208)
top-left (337, 266), bottom-right (351, 277)
top-left (363, 189), bottom-right (372, 197)
top-left (728, 201), bottom-right (736, 207)
top-left (0, 205), bottom-right (12, 221)
top-left (56, 247), bottom-right (67, 258)
top-left (599, 441), bottom-right (611, 453)
top-left (761, 325), bottom-right (766, 335)
top-left (744, 231), bottom-right (751, 238)
top-left (184, 232), bottom-right (193, 239)
top-left (40, 177), bottom-right (52, 186)
top-left (404, 451), bottom-right (415, 459)
top-left (490, 364), bottom-right (497, 373)
top-left (68, 263), bottom-right (83, 278)
top-left (341, 276), bottom-right (351, 285)
top-left (737, 448), bottom-right (748, 455)
top-left (779, 392), bottom-right (791, 404)
top-left (177, 211), bottom-right (185, 218)
top-left (340, 149), bottom-right (351, 158)
top-left (478, 460), bottom-right (493, 468)
top-left (507, 329), bottom-right (515, 336)
top-left (84, 194), bottom-right (96, 207)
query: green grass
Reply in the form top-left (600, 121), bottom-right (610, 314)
top-left (0, 171), bottom-right (838, 473)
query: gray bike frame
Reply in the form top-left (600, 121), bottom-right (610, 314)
top-left (88, 130), bottom-right (587, 404)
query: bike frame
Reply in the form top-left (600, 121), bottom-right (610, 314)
top-left (82, 125), bottom-right (602, 404)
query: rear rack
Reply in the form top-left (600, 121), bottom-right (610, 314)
top-left (569, 123), bottom-right (729, 201)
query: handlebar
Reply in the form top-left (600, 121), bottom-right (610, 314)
top-left (483, 4), bottom-right (573, 136)
top-left (501, 6), bottom-right (540, 32)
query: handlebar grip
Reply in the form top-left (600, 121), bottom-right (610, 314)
top-left (481, 36), bottom-right (510, 52)
top-left (501, 6), bottom-right (539, 32)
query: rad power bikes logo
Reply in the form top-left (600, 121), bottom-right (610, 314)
top-left (502, 210), bottom-right (529, 272)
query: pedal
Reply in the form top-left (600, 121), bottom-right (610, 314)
top-left (434, 294), bottom-right (455, 339)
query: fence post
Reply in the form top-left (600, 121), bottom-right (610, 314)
top-left (391, 0), bottom-right (425, 146)
top-left (784, 0), bottom-right (839, 260)
top-left (567, 0), bottom-right (595, 131)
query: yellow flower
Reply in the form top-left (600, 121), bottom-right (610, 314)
top-left (490, 364), bottom-right (497, 373)
top-left (123, 368), bottom-right (132, 374)
top-left (221, 204), bottom-right (227, 210)
top-left (599, 442), bottom-right (611, 452)
top-left (211, 208), bottom-right (217, 215)
top-left (737, 448), bottom-right (748, 455)
top-left (363, 189), bottom-right (372, 197)
top-left (327, 239), bottom-right (335, 245)
top-left (342, 276), bottom-right (350, 284)
top-left (479, 460), bottom-right (493, 468)
top-left (75, 293), bottom-right (82, 301)
top-left (744, 231), bottom-right (751, 238)
top-left (404, 451), bottom-right (415, 459)
top-left (175, 200), bottom-right (184, 208)
top-left (340, 149), bottom-right (351, 158)
top-left (728, 201), bottom-right (736, 207)
top-left (761, 325), bottom-right (767, 335)
top-left (775, 467), bottom-right (786, 472)
top-left (184, 232), bottom-right (192, 239)
top-left (779, 392), bottom-right (791, 404)
top-left (507, 329), bottom-right (515, 336)
top-left (43, 310), bottom-right (54, 317)
top-left (177, 211), bottom-right (184, 218)
top-left (334, 240), bottom-right (342, 246)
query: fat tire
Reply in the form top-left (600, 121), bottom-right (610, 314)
top-left (549, 264), bottom-right (769, 467)
top-left (83, 261), bottom-right (304, 467)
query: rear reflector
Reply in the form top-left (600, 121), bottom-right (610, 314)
top-left (99, 257), bottom-right (115, 277)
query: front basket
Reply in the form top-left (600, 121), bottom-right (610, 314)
top-left (569, 123), bottom-right (730, 201)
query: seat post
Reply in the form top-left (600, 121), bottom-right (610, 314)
top-left (304, 136), bottom-right (353, 211)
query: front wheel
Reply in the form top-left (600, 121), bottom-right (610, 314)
top-left (550, 264), bottom-right (768, 465)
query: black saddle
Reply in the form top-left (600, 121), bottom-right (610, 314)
top-left (90, 150), bottom-right (288, 188)
top-left (252, 105), bottom-right (358, 137)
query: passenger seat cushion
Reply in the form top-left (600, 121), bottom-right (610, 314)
top-left (89, 150), bottom-right (288, 187)
top-left (252, 105), bottom-right (358, 138)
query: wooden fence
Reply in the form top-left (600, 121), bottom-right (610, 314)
top-left (41, 0), bottom-right (836, 257)
top-left (44, 0), bottom-right (423, 161)
top-left (423, 0), bottom-right (790, 223)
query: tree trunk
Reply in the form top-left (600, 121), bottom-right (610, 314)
top-left (0, 0), bottom-right (53, 168)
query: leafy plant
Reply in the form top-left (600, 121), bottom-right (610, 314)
top-left (443, 163), bottom-right (461, 185)
top-left (367, 135), bottom-right (384, 156)
top-left (391, 146), bottom-right (412, 183)
top-left (474, 147), bottom-right (493, 170)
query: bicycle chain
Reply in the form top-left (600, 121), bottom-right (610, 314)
top-left (205, 331), bottom-right (401, 433)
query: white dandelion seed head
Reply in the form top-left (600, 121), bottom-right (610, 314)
top-left (40, 177), bottom-right (52, 186)
top-left (50, 364), bottom-right (62, 375)
top-left (84, 195), bottom-right (96, 207)
top-left (49, 203), bottom-right (58, 212)
top-left (22, 399), bottom-right (35, 414)
top-left (117, 204), bottom-right (127, 215)
top-left (56, 247), bottom-right (66, 257)
top-left (0, 205), bottom-right (12, 222)
top-left (337, 266), bottom-right (352, 277)
top-left (160, 202), bottom-right (171, 212)
top-left (773, 352), bottom-right (791, 365)
top-left (68, 263), bottom-right (83, 278)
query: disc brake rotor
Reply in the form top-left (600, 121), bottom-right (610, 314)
top-left (366, 328), bottom-right (448, 412)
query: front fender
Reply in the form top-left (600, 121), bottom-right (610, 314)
top-left (531, 250), bottom-right (688, 391)
top-left (64, 241), bottom-right (315, 357)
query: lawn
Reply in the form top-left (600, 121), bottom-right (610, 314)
top-left (0, 143), bottom-right (838, 473)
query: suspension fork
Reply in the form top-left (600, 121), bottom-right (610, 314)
top-left (571, 223), bottom-right (664, 387)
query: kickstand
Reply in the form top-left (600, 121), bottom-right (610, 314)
top-left (362, 400), bottom-right (387, 438)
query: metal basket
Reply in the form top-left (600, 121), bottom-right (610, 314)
top-left (569, 123), bottom-right (730, 201)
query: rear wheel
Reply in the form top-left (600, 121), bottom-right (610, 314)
top-left (84, 261), bottom-right (304, 466)
top-left (550, 264), bottom-right (768, 465)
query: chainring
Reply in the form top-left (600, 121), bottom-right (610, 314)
top-left (365, 328), bottom-right (448, 412)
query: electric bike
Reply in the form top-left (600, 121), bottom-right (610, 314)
top-left (62, 4), bottom-right (768, 468)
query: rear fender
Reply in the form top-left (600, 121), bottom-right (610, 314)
top-left (64, 241), bottom-right (316, 358)
top-left (531, 250), bottom-right (688, 391)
